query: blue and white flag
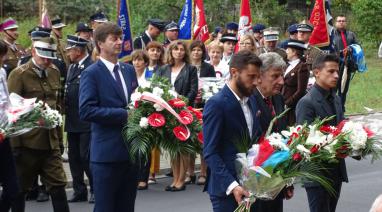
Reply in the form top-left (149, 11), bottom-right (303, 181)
top-left (118, 0), bottom-right (133, 61)
top-left (178, 0), bottom-right (193, 40)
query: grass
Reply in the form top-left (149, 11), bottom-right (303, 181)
top-left (345, 51), bottom-right (382, 115)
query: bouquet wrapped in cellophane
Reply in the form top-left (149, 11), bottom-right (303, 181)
top-left (233, 111), bottom-right (382, 212)
top-left (0, 93), bottom-right (63, 143)
top-left (199, 77), bottom-right (225, 102)
top-left (123, 76), bottom-right (203, 162)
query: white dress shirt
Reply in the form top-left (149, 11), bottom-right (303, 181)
top-left (225, 84), bottom-right (254, 195)
top-left (99, 57), bottom-right (129, 101)
top-left (284, 58), bottom-right (300, 77)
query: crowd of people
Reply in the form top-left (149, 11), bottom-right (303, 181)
top-left (0, 10), bottom-right (379, 212)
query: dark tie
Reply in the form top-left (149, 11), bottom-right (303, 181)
top-left (113, 64), bottom-right (124, 90)
top-left (264, 97), bottom-right (276, 117)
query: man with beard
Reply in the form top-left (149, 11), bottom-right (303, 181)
top-left (251, 52), bottom-right (293, 212)
top-left (296, 54), bottom-right (348, 212)
top-left (203, 50), bottom-right (262, 212)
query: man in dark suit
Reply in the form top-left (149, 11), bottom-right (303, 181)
top-left (79, 23), bottom-right (138, 212)
top-left (296, 54), bottom-right (348, 212)
top-left (64, 35), bottom-right (94, 203)
top-left (252, 52), bottom-right (292, 212)
top-left (203, 50), bottom-right (262, 212)
top-left (133, 19), bottom-right (166, 50)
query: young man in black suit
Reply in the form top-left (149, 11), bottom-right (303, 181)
top-left (296, 54), bottom-right (348, 212)
top-left (251, 52), bottom-right (293, 212)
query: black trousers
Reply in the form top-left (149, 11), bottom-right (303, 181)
top-left (137, 154), bottom-right (151, 182)
top-left (305, 183), bottom-right (342, 212)
top-left (67, 132), bottom-right (93, 194)
top-left (0, 139), bottom-right (19, 212)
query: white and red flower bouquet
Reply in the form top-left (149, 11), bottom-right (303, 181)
top-left (234, 113), bottom-right (382, 212)
top-left (123, 76), bottom-right (203, 161)
top-left (0, 93), bottom-right (63, 143)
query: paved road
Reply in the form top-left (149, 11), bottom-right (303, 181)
top-left (26, 113), bottom-right (382, 211)
top-left (26, 158), bottom-right (382, 212)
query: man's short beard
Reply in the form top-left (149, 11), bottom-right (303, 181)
top-left (235, 75), bottom-right (253, 97)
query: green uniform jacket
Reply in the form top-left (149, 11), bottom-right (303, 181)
top-left (2, 40), bottom-right (26, 74)
top-left (7, 60), bottom-right (63, 150)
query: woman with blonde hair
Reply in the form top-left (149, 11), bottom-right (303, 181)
top-left (207, 42), bottom-right (225, 78)
top-left (156, 40), bottom-right (198, 191)
top-left (238, 34), bottom-right (257, 54)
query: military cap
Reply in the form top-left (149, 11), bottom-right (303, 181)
top-left (287, 24), bottom-right (298, 34)
top-left (226, 22), bottom-right (239, 31)
top-left (31, 27), bottom-right (52, 41)
top-left (90, 12), bottom-right (108, 23)
top-left (165, 21), bottom-right (179, 31)
top-left (33, 37), bottom-right (57, 59)
top-left (51, 17), bottom-right (66, 29)
top-left (220, 33), bottom-right (238, 43)
top-left (214, 26), bottom-right (222, 34)
top-left (263, 27), bottom-right (280, 41)
top-left (75, 22), bottom-right (92, 33)
top-left (252, 24), bottom-right (266, 33)
top-left (148, 19), bottom-right (166, 31)
top-left (286, 39), bottom-right (307, 51)
top-left (66, 35), bottom-right (89, 50)
top-left (297, 20), bottom-right (313, 32)
top-left (0, 18), bottom-right (18, 31)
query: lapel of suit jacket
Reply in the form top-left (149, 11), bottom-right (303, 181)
top-left (120, 64), bottom-right (133, 103)
top-left (248, 96), bottom-right (260, 138)
top-left (223, 85), bottom-right (251, 137)
top-left (254, 89), bottom-right (272, 125)
top-left (285, 62), bottom-right (301, 79)
top-left (174, 64), bottom-right (188, 90)
top-left (97, 60), bottom-right (127, 103)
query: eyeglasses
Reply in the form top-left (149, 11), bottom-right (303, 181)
top-left (239, 42), bottom-right (253, 46)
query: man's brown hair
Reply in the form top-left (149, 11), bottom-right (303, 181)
top-left (93, 22), bottom-right (122, 53)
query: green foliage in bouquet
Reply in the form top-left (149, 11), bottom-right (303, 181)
top-left (123, 76), bottom-right (203, 164)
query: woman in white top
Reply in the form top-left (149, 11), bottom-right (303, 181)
top-left (131, 50), bottom-right (150, 86)
top-left (207, 42), bottom-right (227, 78)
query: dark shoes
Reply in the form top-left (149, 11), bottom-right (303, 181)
top-left (165, 171), bottom-right (173, 177)
top-left (36, 190), bottom-right (49, 202)
top-left (165, 185), bottom-right (186, 192)
top-left (68, 193), bottom-right (87, 203)
top-left (185, 175), bottom-right (196, 184)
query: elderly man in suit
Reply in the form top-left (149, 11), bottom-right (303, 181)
top-left (252, 52), bottom-right (293, 212)
top-left (203, 50), bottom-right (262, 212)
top-left (65, 35), bottom-right (94, 203)
top-left (79, 23), bottom-right (138, 212)
top-left (296, 54), bottom-right (348, 212)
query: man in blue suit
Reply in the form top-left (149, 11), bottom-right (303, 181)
top-left (79, 23), bottom-right (138, 212)
top-left (203, 50), bottom-right (262, 212)
top-left (296, 54), bottom-right (348, 212)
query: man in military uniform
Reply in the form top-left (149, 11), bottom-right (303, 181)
top-left (0, 18), bottom-right (26, 76)
top-left (278, 23), bottom-right (298, 49)
top-left (76, 22), bottom-right (94, 55)
top-left (89, 11), bottom-right (108, 30)
top-left (258, 27), bottom-right (287, 62)
top-left (163, 21), bottom-right (179, 48)
top-left (64, 35), bottom-right (94, 203)
top-left (51, 17), bottom-right (69, 69)
top-left (7, 37), bottom-right (69, 212)
top-left (133, 19), bottom-right (166, 50)
top-left (297, 21), bottom-right (324, 70)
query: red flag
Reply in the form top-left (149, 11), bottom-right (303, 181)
top-left (193, 0), bottom-right (209, 42)
top-left (309, 0), bottom-right (330, 47)
top-left (235, 0), bottom-right (252, 52)
top-left (40, 0), bottom-right (51, 28)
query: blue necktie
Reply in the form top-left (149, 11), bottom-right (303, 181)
top-left (113, 64), bottom-right (123, 90)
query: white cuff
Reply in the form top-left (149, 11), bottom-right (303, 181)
top-left (226, 181), bottom-right (239, 195)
